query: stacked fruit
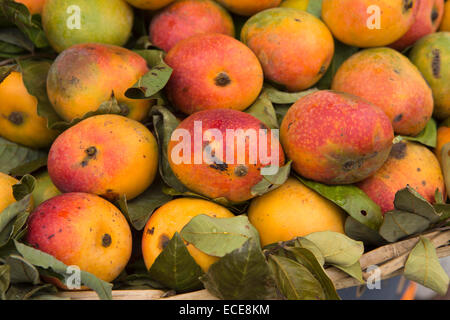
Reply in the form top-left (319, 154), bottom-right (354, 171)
top-left (0, 0), bottom-right (449, 300)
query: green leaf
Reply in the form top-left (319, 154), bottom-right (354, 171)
top-left (0, 137), bottom-right (47, 175)
top-left (5, 283), bottom-right (56, 300)
top-left (0, 195), bottom-right (33, 247)
top-left (125, 50), bottom-right (173, 99)
top-left (331, 261), bottom-right (365, 284)
top-left (378, 211), bottom-right (431, 243)
top-left (344, 216), bottom-right (387, 246)
top-left (12, 174), bottom-right (35, 201)
top-left (251, 161), bottom-right (292, 197)
top-left (14, 241), bottom-right (113, 300)
top-left (393, 119), bottom-right (437, 148)
top-left (283, 247), bottom-right (340, 300)
top-left (393, 186), bottom-right (441, 223)
top-left (200, 239), bottom-right (278, 300)
top-left (306, 0), bottom-right (323, 18)
top-left (404, 237), bottom-right (449, 296)
top-left (268, 255), bottom-right (325, 300)
top-left (0, 64), bottom-right (17, 84)
top-left (0, 0), bottom-right (48, 48)
top-left (17, 59), bottom-right (63, 129)
top-left (5, 254), bottom-right (39, 284)
top-left (304, 231), bottom-right (364, 267)
top-left (180, 215), bottom-right (260, 257)
top-left (263, 84), bottom-right (318, 105)
top-left (294, 238), bottom-right (325, 266)
top-left (296, 175), bottom-right (383, 230)
top-left (245, 94), bottom-right (279, 129)
top-left (316, 40), bottom-right (359, 90)
top-left (148, 232), bottom-right (203, 292)
top-left (442, 143), bottom-right (450, 202)
top-left (151, 106), bottom-right (188, 192)
top-left (9, 155), bottom-right (47, 176)
top-left (116, 176), bottom-right (172, 231)
top-left (0, 264), bottom-right (10, 300)
top-left (0, 28), bottom-right (33, 52)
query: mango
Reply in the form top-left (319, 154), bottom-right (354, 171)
top-left (440, 0), bottom-right (450, 30)
top-left (31, 170), bottom-right (61, 207)
top-left (124, 0), bottom-right (174, 10)
top-left (0, 173), bottom-right (18, 214)
top-left (15, 0), bottom-right (46, 15)
top-left (215, 0), bottom-right (282, 16)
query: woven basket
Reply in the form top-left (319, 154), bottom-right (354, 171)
top-left (54, 228), bottom-right (450, 300)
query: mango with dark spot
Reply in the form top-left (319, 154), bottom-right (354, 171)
top-left (332, 48), bottom-right (434, 136)
top-left (391, 0), bottom-right (444, 50)
top-left (149, 0), bottom-right (235, 53)
top-left (165, 33), bottom-right (263, 115)
top-left (409, 32), bottom-right (450, 119)
top-left (215, 0), bottom-right (281, 16)
top-left (15, 0), bottom-right (46, 14)
top-left (358, 141), bottom-right (445, 215)
top-left (241, 8), bottom-right (334, 92)
top-left (42, 0), bottom-right (133, 53)
top-left (142, 198), bottom-right (234, 272)
top-left (0, 72), bottom-right (59, 149)
top-left (47, 43), bottom-right (152, 122)
top-left (26, 193), bottom-right (132, 289)
top-left (168, 109), bottom-right (285, 202)
top-left (322, 0), bottom-right (417, 47)
top-left (280, 91), bottom-right (394, 184)
top-left (124, 0), bottom-right (174, 10)
top-left (48, 115), bottom-right (159, 201)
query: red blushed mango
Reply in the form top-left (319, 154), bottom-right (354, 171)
top-left (358, 141), bottom-right (445, 215)
top-left (280, 91), bottom-right (394, 185)
top-left (124, 0), bottom-right (174, 10)
top-left (165, 33), bottom-right (263, 115)
top-left (168, 109), bottom-right (285, 203)
top-left (47, 43), bottom-right (152, 122)
top-left (149, 0), bottom-right (235, 53)
top-left (440, 0), bottom-right (450, 31)
top-left (47, 115), bottom-right (158, 201)
top-left (15, 0), bottom-right (46, 14)
top-left (391, 0), bottom-right (444, 51)
top-left (241, 8), bottom-right (334, 92)
top-left (215, 0), bottom-right (282, 16)
top-left (26, 193), bottom-right (132, 288)
top-left (322, 0), bottom-right (417, 47)
top-left (332, 48), bottom-right (434, 136)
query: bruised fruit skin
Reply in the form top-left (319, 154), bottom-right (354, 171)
top-left (168, 109), bottom-right (285, 202)
top-left (215, 0), bottom-right (282, 16)
top-left (47, 43), bottom-right (152, 122)
top-left (165, 33), bottom-right (263, 115)
top-left (26, 193), bottom-right (132, 287)
top-left (358, 141), bottom-right (445, 215)
top-left (248, 178), bottom-right (346, 247)
top-left (332, 48), bottom-right (434, 136)
top-left (322, 0), bottom-right (417, 47)
top-left (440, 0), bottom-right (450, 30)
top-left (142, 198), bottom-right (234, 272)
top-left (48, 115), bottom-right (158, 201)
top-left (409, 32), bottom-right (450, 119)
top-left (436, 124), bottom-right (450, 164)
top-left (241, 8), bottom-right (335, 92)
top-left (31, 170), bottom-right (61, 207)
top-left (0, 173), bottom-right (18, 214)
top-left (391, 0), bottom-right (444, 51)
top-left (15, 0), bottom-right (46, 14)
top-left (149, 0), bottom-right (235, 53)
top-left (280, 91), bottom-right (394, 185)
top-left (0, 71), bottom-right (59, 149)
top-left (42, 0), bottom-right (133, 53)
top-left (124, 0), bottom-right (174, 10)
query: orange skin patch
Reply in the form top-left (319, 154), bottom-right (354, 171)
top-left (142, 198), bottom-right (234, 272)
top-left (322, 0), bottom-right (417, 47)
top-left (358, 141), bottom-right (445, 215)
top-left (15, 0), bottom-right (46, 14)
top-left (47, 43), bottom-right (152, 122)
top-left (149, 0), bottom-right (235, 53)
top-left (47, 115), bottom-right (159, 201)
top-left (215, 0), bottom-right (282, 16)
top-left (241, 8), bottom-right (335, 92)
top-left (280, 91), bottom-right (394, 185)
top-left (165, 33), bottom-right (263, 115)
top-left (332, 48), bottom-right (434, 136)
top-left (440, 0), bottom-right (450, 30)
top-left (168, 109), bottom-right (285, 202)
top-left (26, 193), bottom-right (132, 287)
top-left (436, 125), bottom-right (450, 164)
top-left (391, 0), bottom-right (444, 50)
